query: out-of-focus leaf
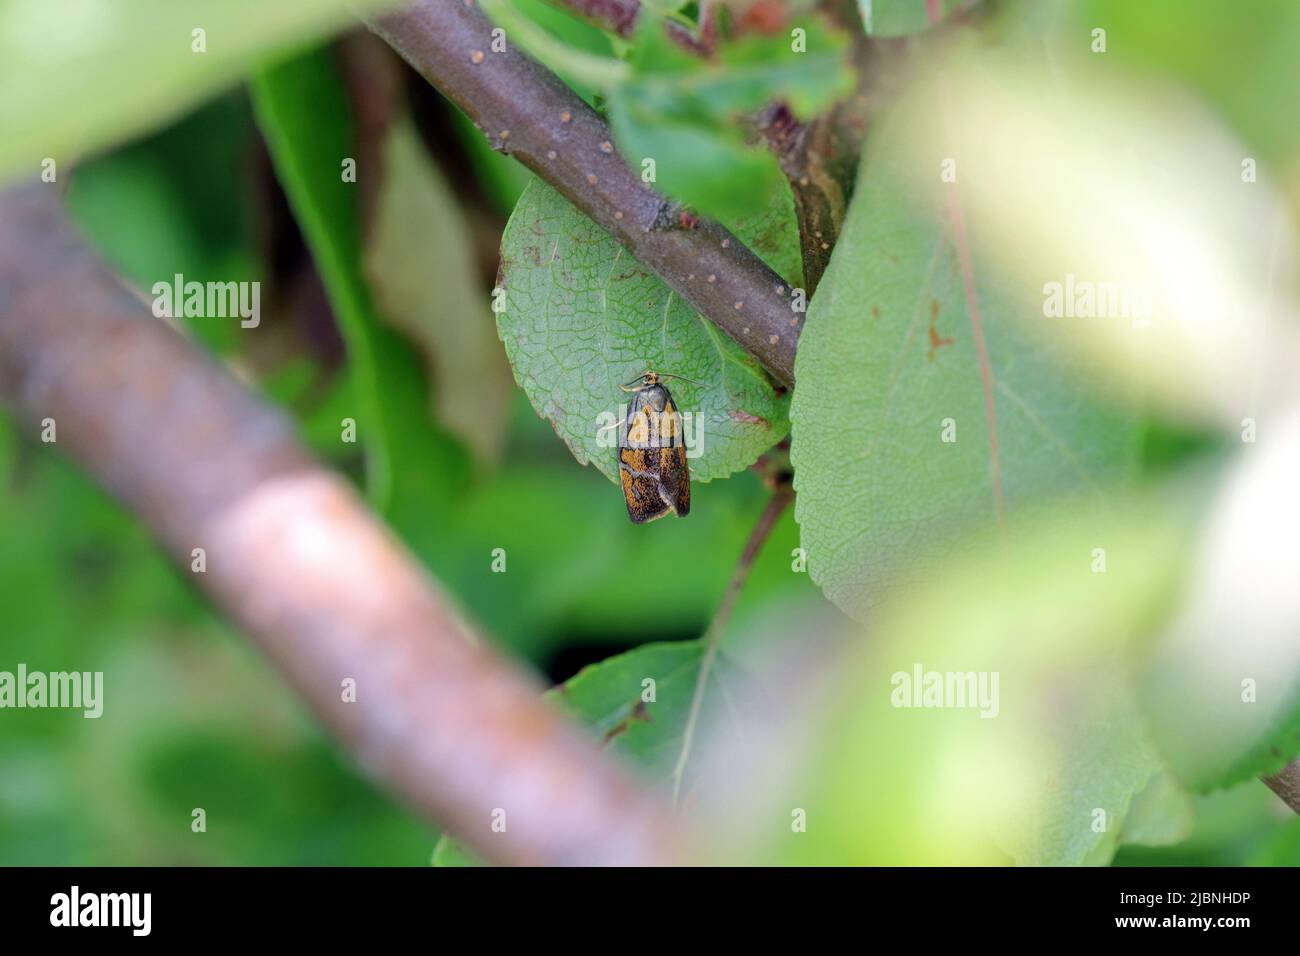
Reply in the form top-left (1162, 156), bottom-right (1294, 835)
top-left (1067, 0), bottom-right (1300, 170)
top-left (898, 47), bottom-right (1300, 431)
top-left (365, 116), bottom-right (513, 465)
top-left (251, 48), bottom-right (470, 525)
top-left (606, 14), bottom-right (853, 222)
top-left (699, 499), bottom-right (1193, 865)
top-left (496, 178), bottom-right (792, 484)
top-left (430, 839), bottom-right (484, 868)
top-left (1141, 405), bottom-right (1300, 791)
top-left (1115, 772), bottom-right (1196, 850)
top-left (789, 85), bottom-right (1142, 620)
top-left (0, 0), bottom-right (393, 187)
top-left (65, 94), bottom-right (259, 355)
top-left (1247, 817), bottom-right (1300, 866)
top-left (1116, 781), bottom-right (1287, 866)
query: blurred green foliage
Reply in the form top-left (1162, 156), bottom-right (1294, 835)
top-left (0, 65), bottom-right (827, 864)
top-left (3, 0), bottom-right (1300, 867)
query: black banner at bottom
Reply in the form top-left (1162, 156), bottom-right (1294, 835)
top-left (0, 866), bottom-right (1284, 941)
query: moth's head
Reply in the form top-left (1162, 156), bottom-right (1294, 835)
top-left (640, 385), bottom-right (670, 412)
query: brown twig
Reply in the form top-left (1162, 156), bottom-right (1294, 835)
top-left (756, 101), bottom-right (852, 295)
top-left (1263, 760), bottom-right (1300, 814)
top-left (670, 482), bottom-right (794, 804)
top-left (365, 0), bottom-right (799, 386)
top-left (0, 182), bottom-right (681, 866)
top-left (755, 0), bottom-right (900, 295)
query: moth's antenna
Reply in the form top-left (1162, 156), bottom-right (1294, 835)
top-left (659, 372), bottom-right (704, 388)
top-left (620, 370), bottom-right (651, 390)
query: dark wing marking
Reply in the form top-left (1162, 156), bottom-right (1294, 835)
top-left (659, 445), bottom-right (690, 517)
top-left (619, 447), bottom-right (670, 523)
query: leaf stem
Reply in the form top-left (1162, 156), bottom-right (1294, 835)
top-left (671, 483), bottom-right (794, 805)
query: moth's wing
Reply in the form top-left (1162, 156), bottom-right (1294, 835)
top-left (658, 390), bottom-right (690, 516)
top-left (624, 389), bottom-right (651, 446)
top-left (658, 445), bottom-right (690, 517)
top-left (619, 447), bottom-right (671, 523)
top-left (658, 389), bottom-right (683, 448)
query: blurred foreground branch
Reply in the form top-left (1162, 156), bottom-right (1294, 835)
top-left (366, 0), bottom-right (798, 386)
top-left (0, 182), bottom-right (680, 866)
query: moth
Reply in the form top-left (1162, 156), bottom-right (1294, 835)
top-left (615, 370), bottom-right (696, 523)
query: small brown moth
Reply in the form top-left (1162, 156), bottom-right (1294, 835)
top-left (616, 370), bottom-right (696, 523)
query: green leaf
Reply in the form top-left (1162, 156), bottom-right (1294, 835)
top-left (606, 105), bottom-right (784, 225)
top-left (1067, 0), bottom-right (1300, 169)
top-left (364, 116), bottom-right (513, 466)
top-left (1005, 678), bottom-right (1169, 867)
top-left (552, 640), bottom-right (713, 769)
top-left (858, 0), bottom-right (970, 36)
top-left (496, 178), bottom-right (793, 484)
top-left (726, 500), bottom-right (1191, 865)
top-left (1139, 409), bottom-right (1300, 792)
top-left (434, 640), bottom-right (734, 865)
top-left (606, 15), bottom-right (853, 222)
top-left (479, 0), bottom-right (627, 95)
top-left (788, 98), bottom-right (1142, 620)
top-left (251, 48), bottom-right (470, 525)
top-left (0, 0), bottom-right (390, 187)
top-left (430, 839), bottom-right (485, 868)
top-left (65, 94), bottom-right (259, 356)
top-left (622, 16), bottom-right (852, 121)
top-left (1116, 772), bottom-right (1196, 850)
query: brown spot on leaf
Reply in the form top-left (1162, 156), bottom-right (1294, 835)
top-left (603, 699), bottom-right (652, 743)
top-left (927, 299), bottom-right (954, 360)
top-left (729, 409), bottom-right (771, 427)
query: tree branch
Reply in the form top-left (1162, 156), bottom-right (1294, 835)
top-left (1263, 759), bottom-right (1300, 815)
top-left (366, 0), bottom-right (799, 387)
top-left (0, 182), bottom-right (681, 866)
